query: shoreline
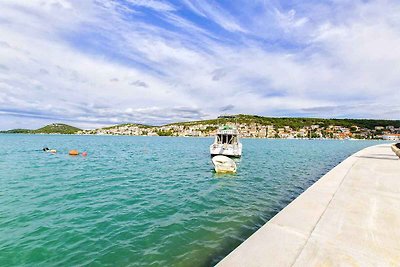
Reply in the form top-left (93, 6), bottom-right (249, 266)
top-left (0, 133), bottom-right (388, 141)
top-left (217, 143), bottom-right (400, 266)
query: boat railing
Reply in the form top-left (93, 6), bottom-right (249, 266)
top-left (217, 130), bottom-right (238, 135)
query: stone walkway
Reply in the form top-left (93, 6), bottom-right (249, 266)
top-left (217, 144), bottom-right (400, 267)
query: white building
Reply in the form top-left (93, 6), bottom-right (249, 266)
top-left (382, 134), bottom-right (400, 141)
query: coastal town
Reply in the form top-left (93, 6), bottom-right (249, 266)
top-left (77, 117), bottom-right (400, 141)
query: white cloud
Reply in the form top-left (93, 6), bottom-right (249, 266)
top-left (275, 9), bottom-right (309, 32)
top-left (181, 0), bottom-right (246, 32)
top-left (0, 0), bottom-right (399, 130)
top-left (125, 0), bottom-right (175, 12)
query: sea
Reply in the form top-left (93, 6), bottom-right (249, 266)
top-left (0, 134), bottom-right (387, 266)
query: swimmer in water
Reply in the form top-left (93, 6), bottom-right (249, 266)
top-left (43, 147), bottom-right (56, 153)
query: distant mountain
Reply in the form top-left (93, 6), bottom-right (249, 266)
top-left (2, 115), bottom-right (400, 135)
top-left (1, 123), bottom-right (82, 134)
top-left (0, 128), bottom-right (32, 134)
top-left (167, 114), bottom-right (400, 129)
top-left (34, 123), bottom-right (82, 134)
top-left (102, 123), bottom-right (153, 130)
top-left (75, 114), bottom-right (399, 139)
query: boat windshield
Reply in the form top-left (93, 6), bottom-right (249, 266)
top-left (217, 134), bottom-right (237, 144)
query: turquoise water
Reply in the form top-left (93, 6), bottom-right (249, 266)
top-left (0, 135), bottom-right (385, 266)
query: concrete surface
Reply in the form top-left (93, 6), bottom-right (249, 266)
top-left (217, 144), bottom-right (400, 267)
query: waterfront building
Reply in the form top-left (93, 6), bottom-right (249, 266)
top-left (382, 134), bottom-right (400, 141)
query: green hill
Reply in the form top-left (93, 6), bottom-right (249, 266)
top-left (1, 123), bottom-right (82, 134)
top-left (0, 128), bottom-right (32, 134)
top-left (102, 123), bottom-right (153, 130)
top-left (33, 123), bottom-right (81, 134)
top-left (2, 115), bottom-right (399, 135)
top-left (168, 114), bottom-right (400, 130)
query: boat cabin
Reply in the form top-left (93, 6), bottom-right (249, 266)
top-left (216, 133), bottom-right (238, 145)
top-left (215, 127), bottom-right (239, 145)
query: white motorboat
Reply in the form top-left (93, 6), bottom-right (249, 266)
top-left (212, 155), bottom-right (237, 173)
top-left (210, 126), bottom-right (242, 157)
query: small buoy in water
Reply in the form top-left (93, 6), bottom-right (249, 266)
top-left (43, 147), bottom-right (49, 152)
top-left (69, 149), bottom-right (79, 156)
top-left (81, 152), bottom-right (88, 157)
top-left (49, 149), bottom-right (57, 153)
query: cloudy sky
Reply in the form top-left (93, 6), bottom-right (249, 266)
top-left (0, 0), bottom-right (399, 129)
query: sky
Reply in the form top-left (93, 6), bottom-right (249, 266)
top-left (0, 0), bottom-right (399, 130)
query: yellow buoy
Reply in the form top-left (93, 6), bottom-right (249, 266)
top-left (69, 149), bottom-right (79, 156)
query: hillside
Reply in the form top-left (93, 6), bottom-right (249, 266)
top-left (1, 123), bottom-right (81, 134)
top-left (34, 123), bottom-right (81, 134)
top-left (102, 123), bottom-right (153, 130)
top-left (0, 128), bottom-right (33, 134)
top-left (167, 114), bottom-right (400, 130)
top-left (2, 115), bottom-right (400, 135)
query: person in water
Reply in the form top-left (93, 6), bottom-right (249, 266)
top-left (43, 147), bottom-right (57, 153)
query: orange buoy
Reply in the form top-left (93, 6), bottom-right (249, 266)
top-left (81, 152), bottom-right (88, 157)
top-left (69, 149), bottom-right (79, 156)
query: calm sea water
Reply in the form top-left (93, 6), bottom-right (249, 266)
top-left (0, 135), bottom-right (385, 266)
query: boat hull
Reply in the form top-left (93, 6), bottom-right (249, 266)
top-left (210, 153), bottom-right (241, 158)
top-left (210, 143), bottom-right (242, 158)
top-left (212, 155), bottom-right (237, 173)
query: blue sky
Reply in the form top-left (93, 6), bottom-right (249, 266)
top-left (0, 0), bottom-right (399, 129)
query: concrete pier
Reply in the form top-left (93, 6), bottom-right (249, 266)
top-left (217, 144), bottom-right (400, 266)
